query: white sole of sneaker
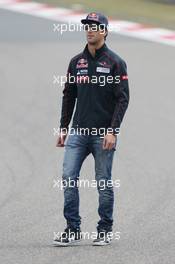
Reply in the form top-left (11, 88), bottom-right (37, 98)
top-left (93, 241), bottom-right (111, 246)
top-left (53, 239), bottom-right (81, 247)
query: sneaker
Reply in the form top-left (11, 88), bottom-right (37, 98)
top-left (92, 230), bottom-right (112, 246)
top-left (53, 227), bottom-right (82, 247)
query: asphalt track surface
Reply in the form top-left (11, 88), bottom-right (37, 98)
top-left (0, 8), bottom-right (175, 264)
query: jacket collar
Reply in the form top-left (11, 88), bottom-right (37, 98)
top-left (83, 43), bottom-right (108, 59)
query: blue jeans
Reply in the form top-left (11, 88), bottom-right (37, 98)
top-left (62, 132), bottom-right (117, 232)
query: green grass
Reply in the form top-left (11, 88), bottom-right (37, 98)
top-left (35, 0), bottom-right (175, 29)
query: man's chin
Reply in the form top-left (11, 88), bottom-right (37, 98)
top-left (87, 39), bottom-right (97, 45)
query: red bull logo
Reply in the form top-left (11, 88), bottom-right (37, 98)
top-left (88, 13), bottom-right (99, 21)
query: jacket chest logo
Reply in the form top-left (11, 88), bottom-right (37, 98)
top-left (76, 58), bottom-right (88, 69)
top-left (77, 69), bottom-right (88, 75)
top-left (98, 61), bottom-right (111, 68)
top-left (96, 67), bottom-right (110, 73)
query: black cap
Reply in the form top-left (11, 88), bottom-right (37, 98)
top-left (81, 12), bottom-right (108, 28)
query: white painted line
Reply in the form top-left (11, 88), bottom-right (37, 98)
top-left (4, 2), bottom-right (44, 11)
top-left (0, 0), bottom-right (174, 47)
top-left (0, 0), bottom-right (15, 4)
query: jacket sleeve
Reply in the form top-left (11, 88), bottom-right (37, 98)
top-left (60, 60), bottom-right (77, 131)
top-left (110, 59), bottom-right (130, 134)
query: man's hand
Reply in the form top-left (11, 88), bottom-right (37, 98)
top-left (103, 134), bottom-right (117, 150)
top-left (56, 132), bottom-right (67, 147)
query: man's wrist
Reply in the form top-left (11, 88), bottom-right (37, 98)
top-left (59, 127), bottom-right (68, 134)
top-left (106, 127), bottom-right (120, 136)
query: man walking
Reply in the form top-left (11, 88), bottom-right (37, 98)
top-left (54, 12), bottom-right (129, 246)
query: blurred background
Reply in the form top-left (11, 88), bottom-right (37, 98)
top-left (35, 0), bottom-right (175, 29)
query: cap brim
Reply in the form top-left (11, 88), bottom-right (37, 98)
top-left (81, 19), bottom-right (100, 25)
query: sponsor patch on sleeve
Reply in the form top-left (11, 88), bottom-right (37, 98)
top-left (121, 75), bottom-right (128, 80)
